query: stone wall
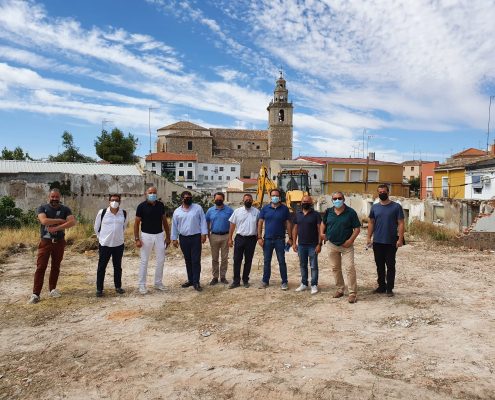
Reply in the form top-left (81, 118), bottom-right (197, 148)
top-left (462, 232), bottom-right (495, 250)
top-left (163, 137), bottom-right (212, 162)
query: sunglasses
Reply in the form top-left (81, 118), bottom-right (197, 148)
top-left (332, 197), bottom-right (344, 200)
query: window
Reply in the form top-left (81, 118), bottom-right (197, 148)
top-left (237, 145), bottom-right (241, 149)
top-left (187, 141), bottom-right (193, 150)
top-left (203, 166), bottom-right (208, 171)
top-left (426, 176), bottom-right (433, 190)
top-left (219, 167), bottom-right (224, 171)
top-left (332, 169), bottom-right (346, 182)
top-left (226, 176), bottom-right (230, 180)
top-left (187, 171), bottom-right (193, 180)
top-left (441, 177), bottom-right (449, 197)
top-left (256, 145), bottom-right (260, 149)
top-left (368, 170), bottom-right (379, 182)
top-left (204, 176), bottom-right (208, 181)
top-left (179, 162), bottom-right (183, 167)
top-left (219, 176), bottom-right (222, 180)
top-left (472, 175), bottom-right (482, 194)
top-left (151, 162), bottom-right (156, 168)
top-left (231, 167), bottom-right (236, 171)
top-left (188, 163), bottom-right (192, 167)
top-left (211, 176), bottom-right (214, 180)
top-left (349, 169), bottom-right (363, 182)
top-left (314, 174), bottom-right (317, 179)
top-left (178, 170), bottom-right (184, 177)
top-left (187, 186), bottom-right (192, 189)
top-left (411, 166), bottom-right (415, 171)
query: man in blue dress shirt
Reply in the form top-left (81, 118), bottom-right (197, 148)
top-left (171, 191), bottom-right (208, 291)
top-left (206, 192), bottom-right (234, 285)
top-left (257, 188), bottom-right (293, 290)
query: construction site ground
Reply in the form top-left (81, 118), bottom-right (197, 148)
top-left (0, 234), bottom-right (494, 400)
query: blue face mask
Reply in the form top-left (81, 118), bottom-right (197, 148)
top-left (332, 199), bottom-right (344, 208)
top-left (147, 193), bottom-right (157, 202)
top-left (271, 196), bottom-right (280, 204)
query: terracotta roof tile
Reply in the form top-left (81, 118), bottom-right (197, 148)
top-left (451, 148), bottom-right (487, 158)
top-left (146, 152), bottom-right (197, 161)
top-left (158, 121), bottom-right (208, 131)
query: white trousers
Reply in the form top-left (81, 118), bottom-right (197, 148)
top-left (139, 231), bottom-right (166, 287)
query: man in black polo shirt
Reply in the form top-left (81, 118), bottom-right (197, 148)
top-left (320, 191), bottom-right (361, 303)
top-left (292, 195), bottom-right (322, 295)
top-left (134, 186), bottom-right (171, 294)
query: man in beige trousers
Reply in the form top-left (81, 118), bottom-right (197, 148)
top-left (206, 192), bottom-right (234, 285)
top-left (320, 191), bottom-right (361, 303)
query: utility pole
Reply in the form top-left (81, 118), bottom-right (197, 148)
top-left (148, 106), bottom-right (159, 156)
top-left (487, 96), bottom-right (494, 153)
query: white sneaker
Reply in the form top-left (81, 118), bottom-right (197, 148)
top-left (311, 285), bottom-right (318, 295)
top-left (28, 294), bottom-right (40, 304)
top-left (154, 284), bottom-right (166, 291)
top-left (138, 286), bottom-right (147, 295)
top-left (281, 282), bottom-right (288, 290)
top-left (49, 289), bottom-right (61, 298)
top-left (295, 284), bottom-right (308, 292)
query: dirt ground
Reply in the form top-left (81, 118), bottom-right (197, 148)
top-left (0, 233), bottom-right (494, 400)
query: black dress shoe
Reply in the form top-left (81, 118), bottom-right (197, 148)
top-left (229, 282), bottom-right (240, 289)
top-left (243, 282), bottom-right (250, 288)
top-left (96, 291), bottom-right (103, 297)
top-left (193, 284), bottom-right (203, 292)
top-left (209, 278), bottom-right (218, 285)
top-left (115, 288), bottom-right (125, 294)
top-left (373, 287), bottom-right (386, 294)
top-left (220, 277), bottom-right (229, 284)
top-left (386, 290), bottom-right (395, 297)
top-left (181, 281), bottom-right (193, 288)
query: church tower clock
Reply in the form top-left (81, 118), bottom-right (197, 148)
top-left (267, 71), bottom-right (293, 160)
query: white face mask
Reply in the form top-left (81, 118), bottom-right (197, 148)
top-left (110, 201), bottom-right (119, 209)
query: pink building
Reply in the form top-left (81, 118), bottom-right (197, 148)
top-left (420, 161), bottom-right (439, 199)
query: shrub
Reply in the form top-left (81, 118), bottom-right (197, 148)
top-left (407, 220), bottom-right (457, 242)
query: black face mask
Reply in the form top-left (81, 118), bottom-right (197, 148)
top-left (301, 203), bottom-right (311, 210)
top-left (244, 201), bottom-right (253, 208)
top-left (214, 200), bottom-right (224, 206)
top-left (378, 193), bottom-right (389, 201)
top-left (183, 198), bottom-right (193, 206)
top-left (50, 200), bottom-right (60, 207)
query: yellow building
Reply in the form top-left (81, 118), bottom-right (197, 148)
top-left (432, 148), bottom-right (494, 199)
top-left (298, 156), bottom-right (408, 196)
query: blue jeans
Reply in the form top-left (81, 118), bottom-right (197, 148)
top-left (297, 244), bottom-right (318, 286)
top-left (262, 238), bottom-right (288, 284)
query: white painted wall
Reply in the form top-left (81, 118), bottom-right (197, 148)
top-left (465, 169), bottom-right (495, 200)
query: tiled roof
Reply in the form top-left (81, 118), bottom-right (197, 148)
top-left (451, 148), bottom-right (487, 158)
top-left (436, 155), bottom-right (494, 171)
top-left (0, 160), bottom-right (142, 176)
top-left (401, 160), bottom-right (422, 166)
top-left (210, 128), bottom-right (268, 140)
top-left (297, 156), bottom-right (399, 166)
top-left (146, 152), bottom-right (197, 161)
top-left (158, 121), bottom-right (208, 131)
top-left (240, 178), bottom-right (257, 184)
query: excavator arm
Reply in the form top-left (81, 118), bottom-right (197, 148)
top-left (254, 165), bottom-right (277, 208)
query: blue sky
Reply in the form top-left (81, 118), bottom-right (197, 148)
top-left (1, 0), bottom-right (495, 163)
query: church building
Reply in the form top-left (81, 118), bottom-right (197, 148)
top-left (156, 73), bottom-right (293, 179)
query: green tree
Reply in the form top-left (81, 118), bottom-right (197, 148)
top-left (49, 131), bottom-right (96, 163)
top-left (409, 176), bottom-right (420, 197)
top-left (94, 128), bottom-right (138, 164)
top-left (1, 146), bottom-right (33, 160)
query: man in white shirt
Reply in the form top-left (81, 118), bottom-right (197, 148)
top-left (94, 194), bottom-right (128, 297)
top-left (228, 194), bottom-right (260, 289)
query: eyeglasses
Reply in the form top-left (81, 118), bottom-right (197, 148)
top-left (332, 197), bottom-right (343, 200)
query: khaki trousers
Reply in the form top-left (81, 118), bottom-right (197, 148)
top-left (327, 242), bottom-right (357, 294)
top-left (210, 233), bottom-right (229, 279)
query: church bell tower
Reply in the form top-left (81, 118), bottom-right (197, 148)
top-left (267, 71), bottom-right (293, 160)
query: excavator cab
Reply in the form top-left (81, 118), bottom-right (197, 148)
top-left (277, 169), bottom-right (311, 211)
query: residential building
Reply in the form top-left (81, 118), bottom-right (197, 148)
top-left (401, 160), bottom-right (421, 181)
top-left (465, 158), bottom-right (495, 200)
top-left (145, 152), bottom-right (197, 189)
top-left (196, 159), bottom-right (241, 193)
top-left (298, 155), bottom-right (408, 196)
top-left (270, 158), bottom-right (324, 196)
top-left (155, 72), bottom-right (293, 178)
top-left (433, 146), bottom-right (495, 199)
top-left (420, 161), bottom-right (439, 199)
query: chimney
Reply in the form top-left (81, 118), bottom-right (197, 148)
top-left (368, 152), bottom-right (376, 160)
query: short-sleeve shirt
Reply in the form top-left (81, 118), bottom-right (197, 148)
top-left (136, 200), bottom-right (166, 234)
top-left (37, 203), bottom-right (73, 239)
top-left (294, 209), bottom-right (321, 246)
top-left (324, 206), bottom-right (361, 246)
top-left (259, 203), bottom-right (291, 239)
top-left (369, 201), bottom-right (405, 244)
top-left (206, 205), bottom-right (234, 234)
top-left (229, 206), bottom-right (259, 236)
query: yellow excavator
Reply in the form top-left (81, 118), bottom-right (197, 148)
top-left (253, 165), bottom-right (311, 211)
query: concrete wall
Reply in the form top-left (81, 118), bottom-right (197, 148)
top-left (0, 172), bottom-right (198, 221)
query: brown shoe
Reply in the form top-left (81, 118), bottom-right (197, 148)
top-left (333, 291), bottom-right (344, 298)
top-left (348, 294), bottom-right (357, 303)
